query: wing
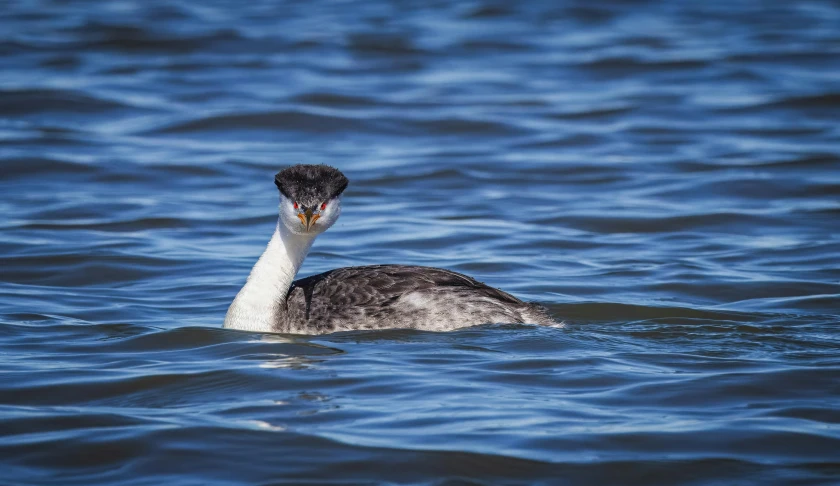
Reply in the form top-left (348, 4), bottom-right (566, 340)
top-left (281, 265), bottom-right (527, 332)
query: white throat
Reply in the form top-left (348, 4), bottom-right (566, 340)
top-left (223, 219), bottom-right (316, 332)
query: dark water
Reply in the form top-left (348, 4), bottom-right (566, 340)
top-left (2, 0), bottom-right (840, 484)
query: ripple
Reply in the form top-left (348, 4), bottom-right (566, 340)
top-left (290, 92), bottom-right (379, 108)
top-left (581, 57), bottom-right (711, 74)
top-left (346, 33), bottom-right (426, 55)
top-left (70, 22), bottom-right (243, 53)
top-left (1, 0), bottom-right (839, 484)
top-left (0, 89), bottom-right (129, 116)
top-left (149, 110), bottom-right (370, 135)
top-left (4, 157), bottom-right (99, 178)
top-left (546, 302), bottom-right (759, 323)
top-left (548, 212), bottom-right (785, 234)
top-left (766, 92), bottom-right (840, 109)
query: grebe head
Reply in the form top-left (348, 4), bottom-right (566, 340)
top-left (275, 164), bottom-right (348, 236)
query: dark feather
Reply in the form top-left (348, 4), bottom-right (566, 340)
top-left (278, 265), bottom-right (553, 333)
top-left (274, 164), bottom-right (348, 208)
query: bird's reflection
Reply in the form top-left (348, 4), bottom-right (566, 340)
top-left (247, 332), bottom-right (344, 370)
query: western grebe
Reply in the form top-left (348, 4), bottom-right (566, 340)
top-left (224, 164), bottom-right (554, 334)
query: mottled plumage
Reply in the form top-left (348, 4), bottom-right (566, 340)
top-left (278, 265), bottom-right (555, 334)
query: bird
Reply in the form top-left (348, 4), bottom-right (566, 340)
top-left (223, 164), bottom-right (555, 334)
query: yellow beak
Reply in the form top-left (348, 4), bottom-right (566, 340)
top-left (297, 209), bottom-right (320, 231)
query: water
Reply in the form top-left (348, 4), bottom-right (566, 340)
top-left (2, 0), bottom-right (839, 484)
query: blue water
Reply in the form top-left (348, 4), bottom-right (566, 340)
top-left (2, 1), bottom-right (839, 484)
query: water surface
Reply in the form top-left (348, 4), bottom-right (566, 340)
top-left (1, 1), bottom-right (839, 484)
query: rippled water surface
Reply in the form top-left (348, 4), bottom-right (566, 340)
top-left (2, 1), bottom-right (840, 484)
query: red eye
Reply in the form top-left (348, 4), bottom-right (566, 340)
top-left (321, 202), bottom-right (327, 211)
top-left (293, 202), bottom-right (298, 209)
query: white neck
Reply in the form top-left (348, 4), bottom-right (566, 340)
top-left (224, 220), bottom-right (315, 332)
